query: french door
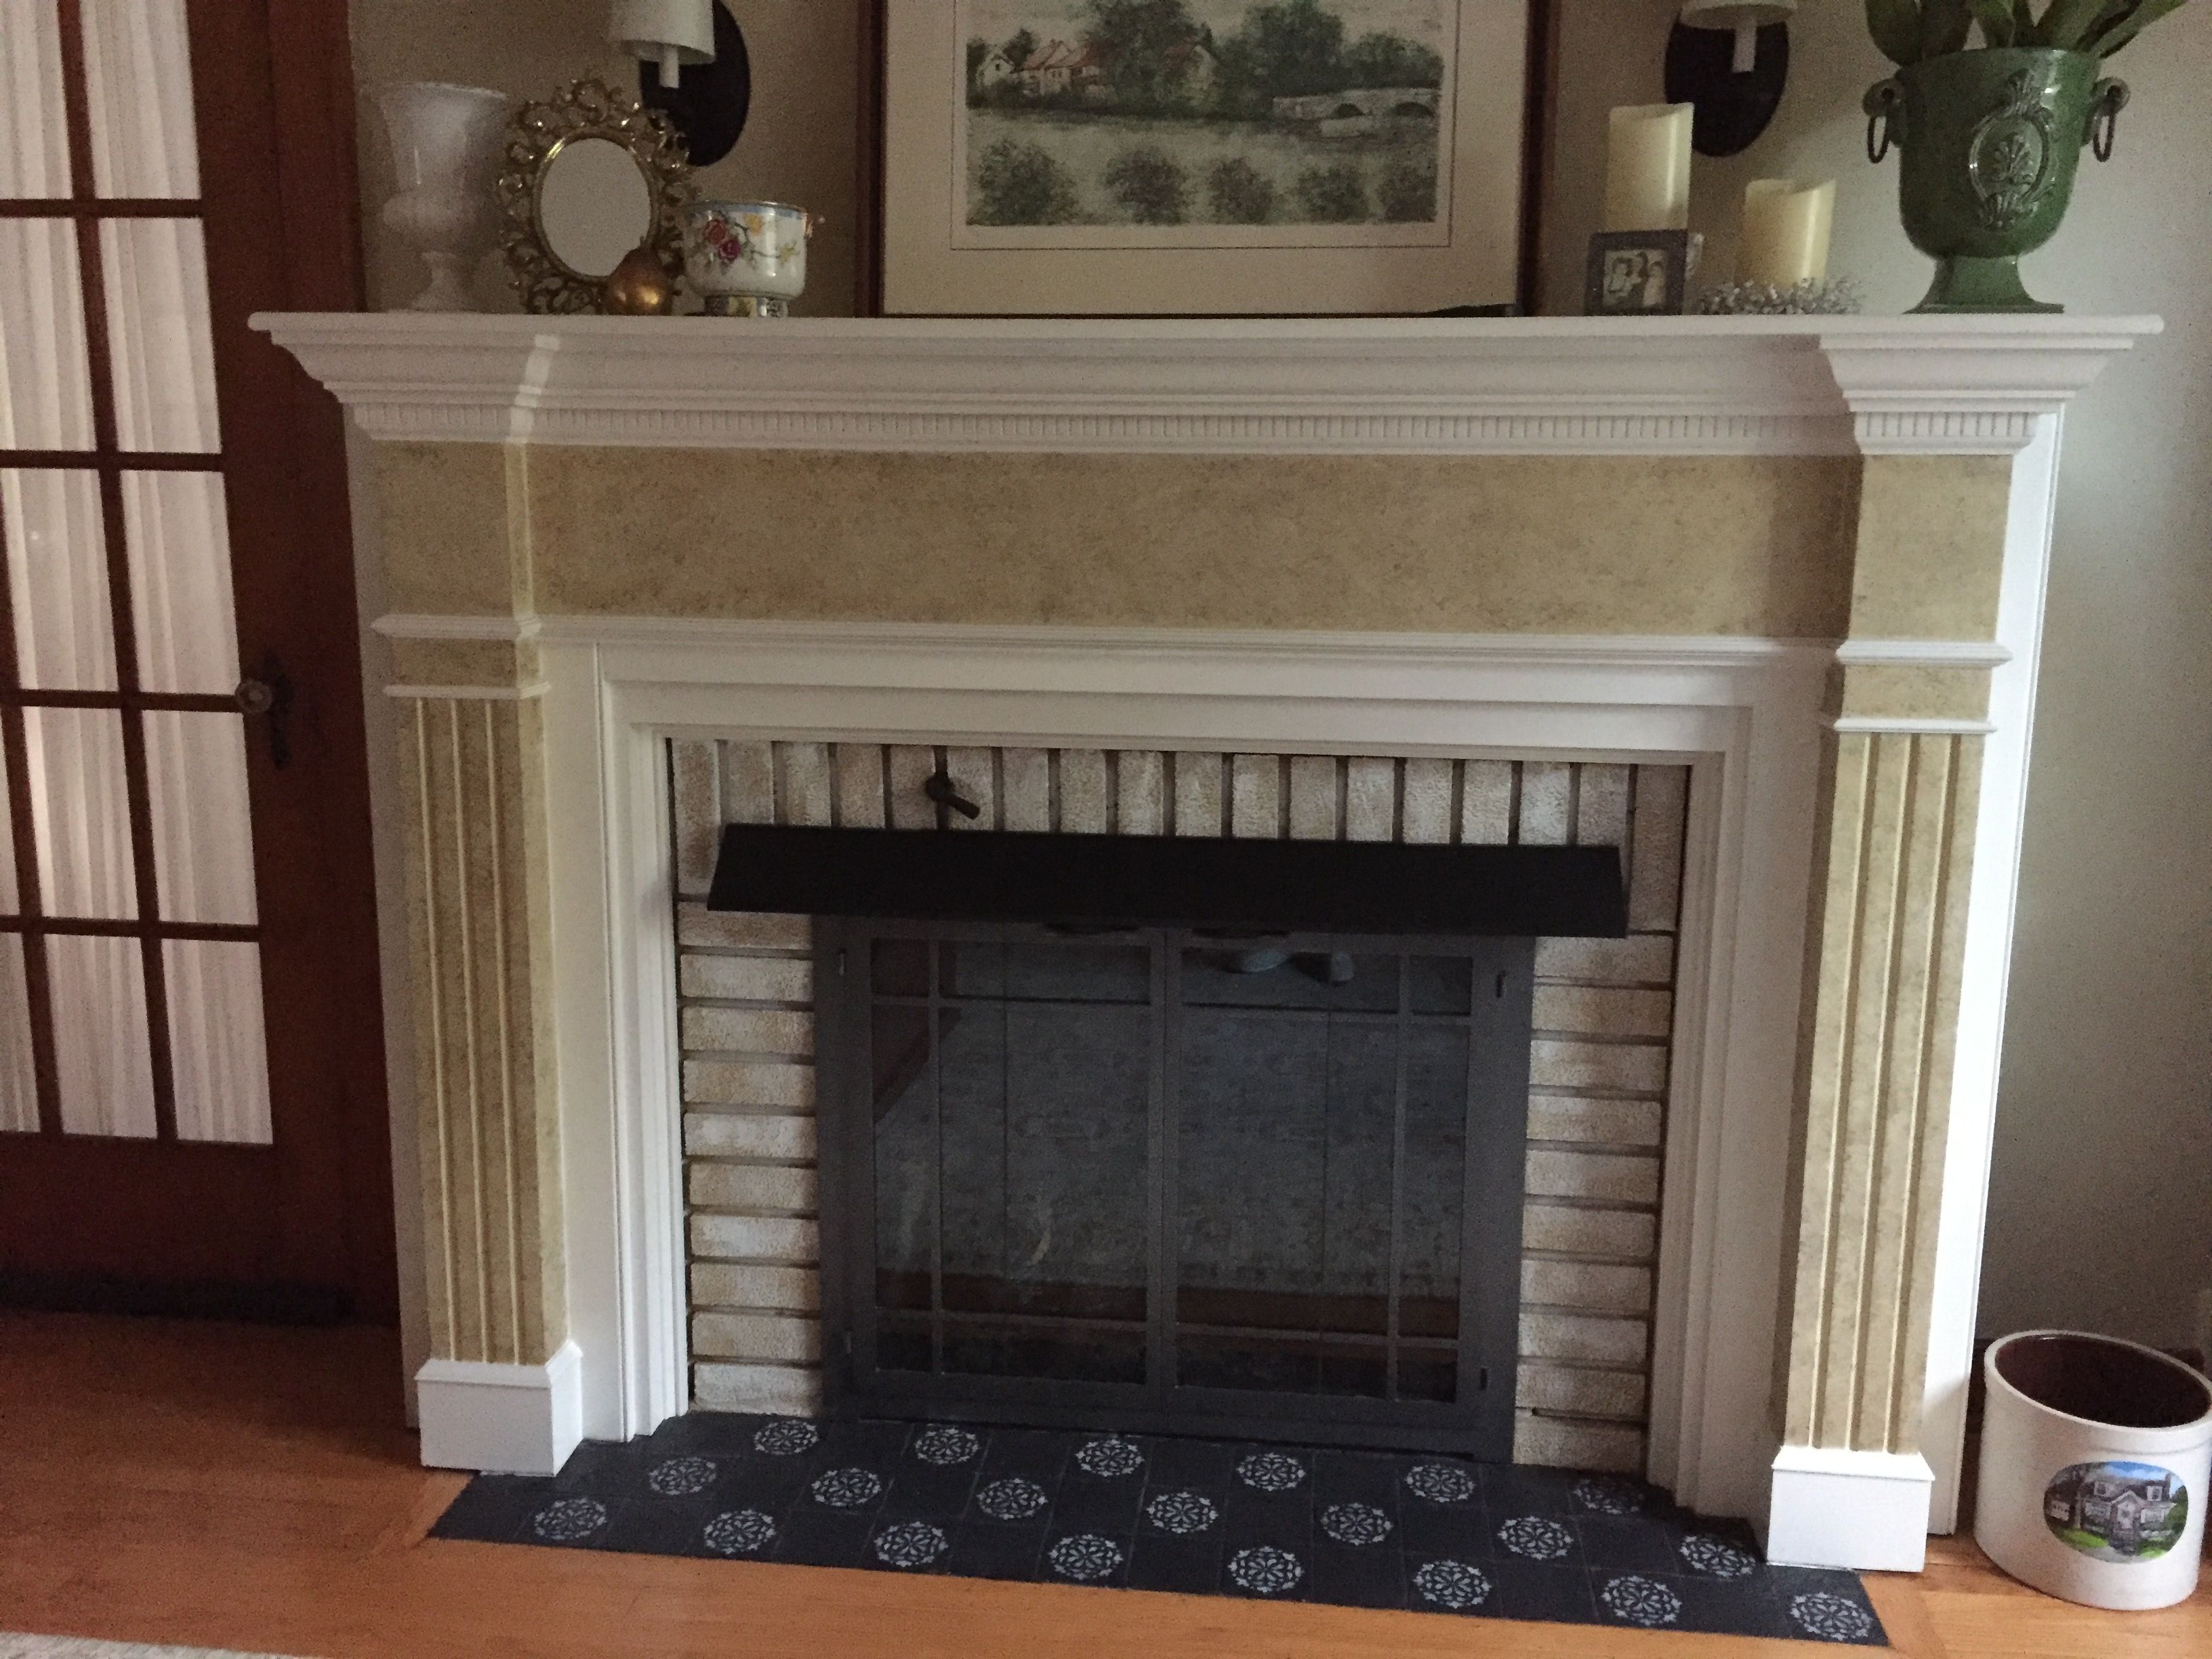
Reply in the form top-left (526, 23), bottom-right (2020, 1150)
top-left (0, 0), bottom-right (392, 1314)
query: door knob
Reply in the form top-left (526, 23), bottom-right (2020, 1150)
top-left (234, 653), bottom-right (295, 769)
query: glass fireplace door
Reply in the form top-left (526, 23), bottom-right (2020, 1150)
top-left (821, 920), bottom-right (1534, 1456)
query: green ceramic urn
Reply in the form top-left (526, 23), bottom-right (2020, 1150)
top-left (1866, 48), bottom-right (2128, 312)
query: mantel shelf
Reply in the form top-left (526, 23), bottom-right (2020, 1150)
top-left (253, 311), bottom-right (2160, 459)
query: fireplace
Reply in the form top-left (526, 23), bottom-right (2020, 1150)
top-left (262, 310), bottom-right (2153, 1571)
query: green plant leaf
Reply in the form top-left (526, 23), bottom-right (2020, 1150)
top-left (2036, 0), bottom-right (2125, 48)
top-left (1966, 0), bottom-right (2020, 41)
top-left (2091, 0), bottom-right (2190, 53)
top-left (2012, 0), bottom-right (2041, 38)
top-left (1920, 0), bottom-right (1976, 52)
top-left (1866, 0), bottom-right (1928, 62)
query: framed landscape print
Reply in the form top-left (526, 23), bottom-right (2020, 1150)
top-left (875, 0), bottom-right (1541, 315)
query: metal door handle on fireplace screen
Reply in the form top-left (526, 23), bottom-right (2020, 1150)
top-left (234, 653), bottom-right (295, 769)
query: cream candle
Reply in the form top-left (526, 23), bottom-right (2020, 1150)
top-left (1603, 103), bottom-right (1694, 232)
top-left (1738, 178), bottom-right (1835, 287)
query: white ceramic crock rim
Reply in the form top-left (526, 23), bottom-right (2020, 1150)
top-left (382, 80), bottom-right (508, 105)
top-left (689, 199), bottom-right (811, 219)
top-left (1985, 1328), bottom-right (2212, 1449)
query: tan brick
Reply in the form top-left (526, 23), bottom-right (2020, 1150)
top-left (1521, 1258), bottom-right (1652, 1315)
top-left (1520, 1311), bottom-right (1649, 1366)
top-left (779, 741), bottom-right (834, 827)
top-left (1529, 1039), bottom-right (1667, 1094)
top-left (681, 1006), bottom-right (813, 1058)
top-left (680, 954), bottom-right (813, 1003)
top-left (1288, 755), bottom-right (1338, 840)
top-left (1460, 759), bottom-right (1513, 844)
top-left (1521, 1202), bottom-right (1657, 1260)
top-left (689, 1214), bottom-right (817, 1263)
top-left (678, 905), bottom-right (810, 952)
top-left (834, 743), bottom-right (886, 828)
top-left (693, 1364), bottom-right (822, 1416)
top-left (691, 1262), bottom-right (820, 1313)
top-left (689, 1163), bottom-right (818, 1214)
top-left (692, 1311), bottom-right (822, 1364)
top-left (1116, 752), bottom-right (1165, 836)
top-left (1534, 934), bottom-right (1675, 985)
top-left (1231, 754), bottom-right (1280, 838)
top-left (1514, 1412), bottom-right (1643, 1473)
top-left (943, 747), bottom-right (996, 832)
top-left (1574, 763), bottom-right (1631, 849)
top-left (1518, 761), bottom-right (1573, 846)
top-left (683, 1111), bottom-right (817, 1160)
top-left (1629, 765), bottom-right (1689, 931)
top-left (1527, 1094), bottom-right (1664, 1147)
top-left (1172, 752), bottom-right (1224, 837)
top-left (683, 1059), bottom-right (815, 1109)
top-left (1345, 758), bottom-right (1395, 842)
top-left (1401, 758), bottom-right (1452, 844)
top-left (1060, 750), bottom-right (1110, 834)
top-left (670, 739), bottom-right (720, 896)
top-left (888, 745), bottom-right (937, 830)
top-left (1526, 1148), bottom-right (1662, 1204)
top-left (1534, 985), bottom-right (1673, 1040)
top-left (1002, 748), bottom-right (1051, 832)
top-left (1517, 1362), bottom-right (1647, 1420)
top-left (723, 740), bottom-right (775, 825)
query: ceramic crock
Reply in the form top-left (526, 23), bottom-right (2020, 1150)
top-left (1864, 48), bottom-right (2127, 313)
top-left (1976, 1330), bottom-right (2212, 1610)
top-left (683, 199), bottom-right (815, 317)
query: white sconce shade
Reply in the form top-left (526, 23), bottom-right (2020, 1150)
top-left (1680, 0), bottom-right (1795, 71)
top-left (611, 0), bottom-right (716, 88)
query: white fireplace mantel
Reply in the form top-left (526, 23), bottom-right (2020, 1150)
top-left (258, 312), bottom-right (2158, 457)
top-left (268, 310), bottom-right (2158, 1576)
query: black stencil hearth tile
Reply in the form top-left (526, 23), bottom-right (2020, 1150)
top-left (430, 1414), bottom-right (1887, 1649)
top-left (945, 1521), bottom-right (1048, 1582)
top-left (430, 1473), bottom-right (556, 1543)
top-left (773, 1505), bottom-right (875, 1569)
top-left (1307, 1542), bottom-right (1406, 1610)
top-left (1765, 1565), bottom-right (1889, 1646)
top-left (1576, 1513), bottom-right (1683, 1574)
top-left (1485, 1556), bottom-right (1597, 1624)
top-left (1126, 1535), bottom-right (1224, 1595)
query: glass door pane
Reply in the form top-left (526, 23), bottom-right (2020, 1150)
top-left (123, 470), bottom-right (239, 692)
top-left (0, 0), bottom-right (71, 197)
top-left (100, 219), bottom-right (220, 452)
top-left (24, 705), bottom-right (135, 919)
top-left (165, 938), bottom-right (270, 1143)
top-left (4, 468), bottom-right (115, 689)
top-left (144, 711), bottom-right (255, 924)
top-left (79, 0), bottom-right (201, 199)
top-left (0, 219), bottom-right (95, 449)
top-left (0, 935), bottom-right (33, 1133)
top-left (47, 932), bottom-right (154, 1136)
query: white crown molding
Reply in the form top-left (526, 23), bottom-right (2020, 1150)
top-left (255, 313), bottom-right (2158, 459)
top-left (374, 612), bottom-right (542, 643)
top-left (1829, 714), bottom-right (1998, 736)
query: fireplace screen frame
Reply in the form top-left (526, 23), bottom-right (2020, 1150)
top-left (815, 917), bottom-right (1537, 1458)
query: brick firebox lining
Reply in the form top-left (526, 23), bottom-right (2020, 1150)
top-left (670, 743), bottom-right (1689, 1473)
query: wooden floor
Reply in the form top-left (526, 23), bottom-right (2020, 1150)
top-left (2, 1315), bottom-right (2207, 1658)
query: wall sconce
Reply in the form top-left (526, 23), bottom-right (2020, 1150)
top-left (1665, 0), bottom-right (1795, 157)
top-left (613, 0), bottom-right (751, 169)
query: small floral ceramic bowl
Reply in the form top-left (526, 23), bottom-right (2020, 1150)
top-left (684, 199), bottom-right (815, 316)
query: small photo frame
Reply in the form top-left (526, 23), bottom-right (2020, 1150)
top-left (1584, 229), bottom-right (1691, 317)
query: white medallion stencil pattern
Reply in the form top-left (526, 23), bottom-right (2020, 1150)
top-left (1227, 1544), bottom-right (1304, 1595)
top-left (1145, 1489), bottom-right (1220, 1535)
top-left (1074, 1436), bottom-right (1145, 1478)
top-left (975, 1476), bottom-right (1049, 1521)
top-left (1319, 1502), bottom-right (1393, 1547)
top-left (752, 1418), bottom-right (818, 1456)
top-left (1600, 1574), bottom-right (1684, 1629)
top-left (1048, 1532), bottom-right (1124, 1581)
top-left (1496, 1515), bottom-right (1575, 1560)
top-left (646, 1455), bottom-right (716, 1496)
top-left (1572, 1475), bottom-right (1649, 1515)
top-left (1789, 1591), bottom-right (1877, 1642)
top-left (1412, 1558), bottom-right (1493, 1611)
top-left (531, 1497), bottom-right (607, 1542)
top-left (1404, 1462), bottom-right (1478, 1505)
top-left (874, 1519), bottom-right (951, 1568)
top-left (912, 1425), bottom-right (982, 1467)
top-left (703, 1508), bottom-right (777, 1555)
top-left (811, 1466), bottom-right (885, 1509)
top-left (1235, 1450), bottom-right (1305, 1493)
top-left (1679, 1533), bottom-right (1759, 1578)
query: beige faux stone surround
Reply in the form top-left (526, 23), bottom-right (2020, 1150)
top-left (265, 312), bottom-right (2154, 1568)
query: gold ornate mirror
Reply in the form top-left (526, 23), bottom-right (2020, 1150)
top-left (499, 77), bottom-right (692, 314)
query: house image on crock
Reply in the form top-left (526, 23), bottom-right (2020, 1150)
top-left (2044, 1464), bottom-right (2184, 1555)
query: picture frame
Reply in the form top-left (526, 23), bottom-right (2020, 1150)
top-left (1582, 229), bottom-right (1692, 318)
top-left (867, 0), bottom-right (1549, 316)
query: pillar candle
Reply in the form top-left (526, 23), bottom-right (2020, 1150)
top-left (1738, 178), bottom-right (1835, 287)
top-left (1603, 103), bottom-right (1694, 232)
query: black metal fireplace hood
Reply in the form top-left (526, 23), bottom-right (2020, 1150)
top-left (709, 825), bottom-right (1626, 937)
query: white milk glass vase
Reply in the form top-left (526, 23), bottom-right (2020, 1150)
top-left (379, 81), bottom-right (509, 312)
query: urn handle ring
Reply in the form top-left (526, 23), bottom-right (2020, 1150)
top-left (1864, 78), bottom-right (1906, 165)
top-left (2087, 78), bottom-right (2129, 163)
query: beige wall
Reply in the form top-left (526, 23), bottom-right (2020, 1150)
top-left (348, 1), bottom-right (2212, 1350)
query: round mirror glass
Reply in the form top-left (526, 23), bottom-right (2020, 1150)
top-left (536, 136), bottom-right (653, 278)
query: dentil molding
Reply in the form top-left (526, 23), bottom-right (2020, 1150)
top-left (255, 312), bottom-right (2158, 459)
